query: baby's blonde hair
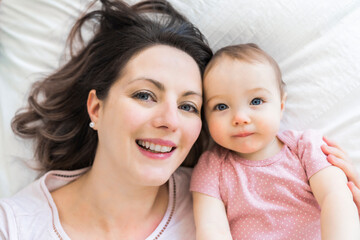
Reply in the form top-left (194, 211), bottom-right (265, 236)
top-left (205, 43), bottom-right (286, 97)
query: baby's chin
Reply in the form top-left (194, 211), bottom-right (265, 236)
top-left (219, 142), bottom-right (259, 155)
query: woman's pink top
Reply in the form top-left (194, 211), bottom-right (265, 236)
top-left (191, 130), bottom-right (331, 240)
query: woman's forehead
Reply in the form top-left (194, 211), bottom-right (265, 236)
top-left (118, 45), bottom-right (202, 88)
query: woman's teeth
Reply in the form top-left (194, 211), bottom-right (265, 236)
top-left (137, 140), bottom-right (173, 153)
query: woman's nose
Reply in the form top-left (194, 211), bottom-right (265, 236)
top-left (232, 110), bottom-right (251, 126)
top-left (153, 101), bottom-right (179, 132)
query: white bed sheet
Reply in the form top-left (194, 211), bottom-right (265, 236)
top-left (1, 0), bottom-right (359, 197)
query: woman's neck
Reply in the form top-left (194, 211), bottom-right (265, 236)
top-left (51, 165), bottom-right (169, 239)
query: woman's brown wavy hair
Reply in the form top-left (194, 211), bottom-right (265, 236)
top-left (11, 0), bottom-right (213, 173)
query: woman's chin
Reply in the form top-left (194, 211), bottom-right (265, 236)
top-left (136, 167), bottom-right (174, 187)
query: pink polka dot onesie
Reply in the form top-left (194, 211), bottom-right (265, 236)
top-left (190, 130), bottom-right (331, 239)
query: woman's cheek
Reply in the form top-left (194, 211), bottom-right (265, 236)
top-left (183, 117), bottom-right (203, 148)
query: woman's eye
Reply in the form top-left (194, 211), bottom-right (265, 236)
top-left (132, 91), bottom-right (155, 101)
top-left (250, 98), bottom-right (263, 105)
top-left (214, 103), bottom-right (228, 111)
top-left (179, 104), bottom-right (199, 114)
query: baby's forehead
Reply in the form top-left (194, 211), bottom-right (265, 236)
top-left (204, 48), bottom-right (285, 97)
top-left (217, 54), bottom-right (273, 69)
top-left (204, 58), bottom-right (282, 93)
top-left (205, 56), bottom-right (277, 81)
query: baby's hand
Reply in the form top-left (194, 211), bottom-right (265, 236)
top-left (321, 136), bottom-right (360, 217)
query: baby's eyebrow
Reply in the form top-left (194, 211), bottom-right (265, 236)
top-left (205, 95), bottom-right (222, 105)
top-left (250, 87), bottom-right (272, 94)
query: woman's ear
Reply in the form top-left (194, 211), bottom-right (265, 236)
top-left (87, 89), bottom-right (101, 130)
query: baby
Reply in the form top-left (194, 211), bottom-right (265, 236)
top-left (190, 43), bottom-right (360, 239)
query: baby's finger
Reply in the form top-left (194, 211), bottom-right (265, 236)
top-left (347, 182), bottom-right (360, 217)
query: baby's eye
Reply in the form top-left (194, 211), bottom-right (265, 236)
top-left (250, 98), bottom-right (263, 105)
top-left (214, 103), bottom-right (228, 111)
top-left (132, 91), bottom-right (155, 102)
top-left (179, 104), bottom-right (199, 114)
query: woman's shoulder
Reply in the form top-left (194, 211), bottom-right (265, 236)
top-left (164, 167), bottom-right (195, 239)
top-left (0, 175), bottom-right (48, 215)
top-left (173, 167), bottom-right (193, 200)
top-left (0, 168), bottom-right (88, 239)
top-left (0, 168), bottom-right (88, 215)
top-left (174, 166), bottom-right (193, 180)
top-left (0, 175), bottom-right (55, 238)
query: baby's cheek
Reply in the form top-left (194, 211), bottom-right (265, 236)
top-left (208, 119), bottom-right (227, 144)
top-left (258, 115), bottom-right (280, 137)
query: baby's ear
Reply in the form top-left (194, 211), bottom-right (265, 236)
top-left (280, 92), bottom-right (287, 113)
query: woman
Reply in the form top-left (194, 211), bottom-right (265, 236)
top-left (0, 0), bottom-right (358, 239)
top-left (1, 1), bottom-right (211, 239)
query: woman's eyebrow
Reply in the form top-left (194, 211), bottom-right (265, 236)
top-left (130, 77), bottom-right (202, 98)
top-left (183, 91), bottom-right (202, 98)
top-left (130, 78), bottom-right (165, 91)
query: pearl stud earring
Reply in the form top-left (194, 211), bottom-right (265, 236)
top-left (89, 122), bottom-right (95, 128)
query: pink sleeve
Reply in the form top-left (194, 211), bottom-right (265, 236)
top-left (282, 130), bottom-right (331, 179)
top-left (190, 149), bottom-right (222, 200)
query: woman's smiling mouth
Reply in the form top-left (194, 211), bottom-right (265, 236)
top-left (136, 139), bottom-right (177, 160)
top-left (136, 140), bottom-right (174, 153)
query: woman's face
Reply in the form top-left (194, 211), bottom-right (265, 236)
top-left (89, 45), bottom-right (203, 186)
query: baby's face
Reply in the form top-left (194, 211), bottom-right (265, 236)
top-left (204, 57), bottom-right (286, 160)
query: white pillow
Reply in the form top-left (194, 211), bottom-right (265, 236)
top-left (1, 0), bottom-right (359, 197)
